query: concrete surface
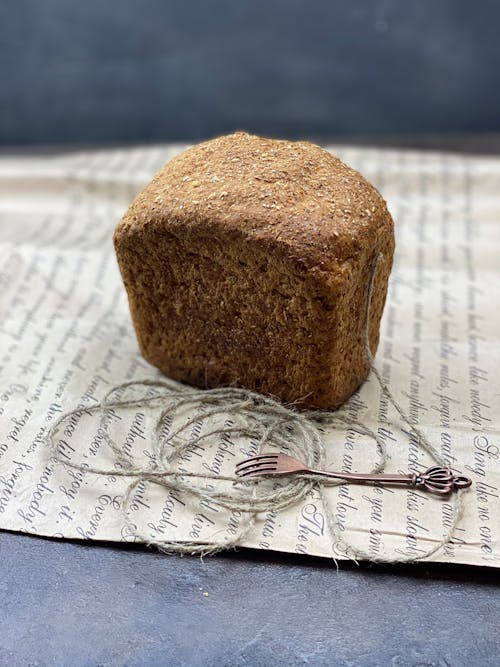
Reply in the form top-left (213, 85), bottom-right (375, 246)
top-left (1, 530), bottom-right (499, 666)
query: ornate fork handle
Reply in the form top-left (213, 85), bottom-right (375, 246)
top-left (310, 466), bottom-right (472, 496)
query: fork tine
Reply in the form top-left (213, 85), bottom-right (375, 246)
top-left (236, 467), bottom-right (279, 478)
top-left (235, 454), bottom-right (278, 470)
top-left (235, 453), bottom-right (279, 464)
top-left (235, 462), bottom-right (278, 476)
top-left (235, 456), bottom-right (278, 470)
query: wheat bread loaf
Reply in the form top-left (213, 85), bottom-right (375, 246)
top-left (114, 132), bottom-right (395, 409)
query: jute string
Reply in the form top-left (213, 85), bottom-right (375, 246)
top-left (47, 253), bottom-right (466, 563)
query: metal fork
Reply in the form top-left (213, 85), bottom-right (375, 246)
top-left (235, 452), bottom-right (472, 496)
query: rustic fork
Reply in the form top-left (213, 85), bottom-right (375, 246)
top-left (235, 453), bottom-right (472, 496)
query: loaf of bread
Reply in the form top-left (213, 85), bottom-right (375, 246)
top-left (114, 132), bottom-right (394, 410)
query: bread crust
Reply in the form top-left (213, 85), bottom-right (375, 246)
top-left (114, 132), bottom-right (395, 409)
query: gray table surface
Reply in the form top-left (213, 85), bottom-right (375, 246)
top-left (1, 136), bottom-right (499, 667)
top-left (2, 531), bottom-right (499, 667)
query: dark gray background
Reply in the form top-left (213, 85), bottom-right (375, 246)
top-left (1, 0), bottom-right (499, 145)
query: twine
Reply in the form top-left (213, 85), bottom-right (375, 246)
top-left (47, 253), bottom-right (466, 563)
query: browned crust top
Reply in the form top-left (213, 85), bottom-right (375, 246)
top-left (116, 131), bottom-right (393, 271)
